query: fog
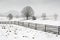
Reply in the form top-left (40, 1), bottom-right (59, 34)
top-left (0, 0), bottom-right (60, 17)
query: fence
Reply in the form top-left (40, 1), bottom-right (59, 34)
top-left (0, 21), bottom-right (59, 36)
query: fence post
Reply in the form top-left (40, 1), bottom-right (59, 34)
top-left (28, 23), bottom-right (30, 27)
top-left (35, 24), bottom-right (37, 30)
top-left (22, 22), bottom-right (24, 26)
top-left (56, 26), bottom-right (59, 37)
top-left (18, 21), bottom-right (19, 25)
top-left (45, 25), bottom-right (46, 32)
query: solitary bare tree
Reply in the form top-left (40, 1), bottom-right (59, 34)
top-left (21, 6), bottom-right (34, 20)
top-left (7, 14), bottom-right (13, 20)
top-left (54, 14), bottom-right (58, 20)
top-left (41, 13), bottom-right (46, 20)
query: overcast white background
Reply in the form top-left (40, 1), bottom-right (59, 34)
top-left (0, 0), bottom-right (60, 17)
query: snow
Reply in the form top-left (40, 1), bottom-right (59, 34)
top-left (22, 20), bottom-right (60, 26)
top-left (0, 17), bottom-right (24, 21)
top-left (0, 17), bottom-right (60, 27)
top-left (0, 24), bottom-right (60, 40)
top-left (0, 17), bottom-right (60, 40)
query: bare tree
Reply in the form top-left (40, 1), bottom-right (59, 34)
top-left (21, 6), bottom-right (34, 20)
top-left (7, 14), bottom-right (13, 20)
top-left (54, 13), bottom-right (58, 20)
top-left (41, 13), bottom-right (46, 20)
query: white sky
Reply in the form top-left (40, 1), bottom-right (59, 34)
top-left (0, 0), bottom-right (60, 17)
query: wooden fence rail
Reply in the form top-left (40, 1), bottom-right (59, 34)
top-left (0, 21), bottom-right (59, 36)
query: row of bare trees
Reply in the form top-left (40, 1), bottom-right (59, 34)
top-left (7, 6), bottom-right (36, 20)
top-left (7, 6), bottom-right (58, 20)
top-left (41, 13), bottom-right (58, 20)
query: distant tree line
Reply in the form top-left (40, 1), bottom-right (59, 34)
top-left (7, 6), bottom-right (58, 21)
top-left (7, 6), bottom-right (36, 20)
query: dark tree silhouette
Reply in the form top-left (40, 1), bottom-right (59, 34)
top-left (7, 14), bottom-right (13, 20)
top-left (41, 13), bottom-right (46, 20)
top-left (21, 6), bottom-right (34, 20)
top-left (32, 16), bottom-right (36, 20)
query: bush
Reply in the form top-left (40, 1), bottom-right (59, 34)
top-left (32, 16), bottom-right (36, 20)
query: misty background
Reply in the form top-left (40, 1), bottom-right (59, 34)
top-left (0, 0), bottom-right (60, 18)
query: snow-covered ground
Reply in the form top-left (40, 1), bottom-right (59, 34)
top-left (0, 17), bottom-right (60, 26)
top-left (0, 24), bottom-right (60, 40)
top-left (0, 17), bottom-right (24, 21)
top-left (22, 19), bottom-right (60, 26)
top-left (0, 17), bottom-right (60, 40)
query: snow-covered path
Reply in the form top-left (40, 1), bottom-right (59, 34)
top-left (0, 24), bottom-right (60, 40)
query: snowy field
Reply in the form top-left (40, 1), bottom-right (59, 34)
top-left (0, 17), bottom-right (25, 21)
top-left (0, 24), bottom-right (60, 40)
top-left (0, 17), bottom-right (60, 40)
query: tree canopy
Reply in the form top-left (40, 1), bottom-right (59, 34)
top-left (21, 6), bottom-right (34, 20)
